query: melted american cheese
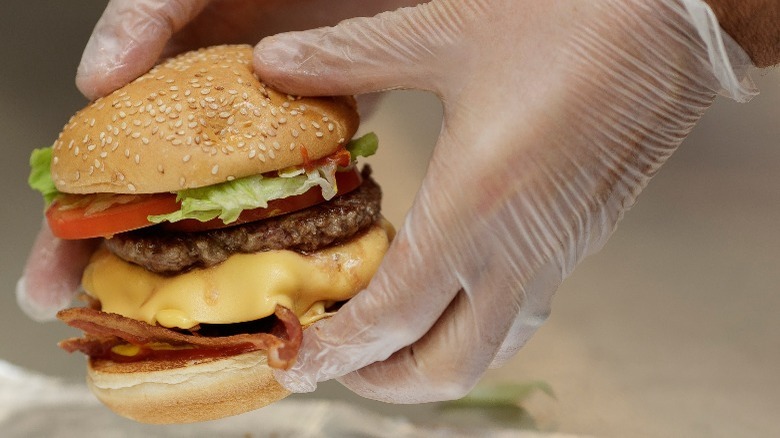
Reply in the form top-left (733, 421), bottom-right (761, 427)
top-left (83, 222), bottom-right (393, 329)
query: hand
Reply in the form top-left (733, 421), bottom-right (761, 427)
top-left (250, 0), bottom-right (757, 402)
top-left (74, 0), bottom-right (424, 100)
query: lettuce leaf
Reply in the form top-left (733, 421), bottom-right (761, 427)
top-left (148, 161), bottom-right (341, 224)
top-left (149, 132), bottom-right (379, 225)
top-left (28, 133), bottom-right (379, 225)
top-left (346, 132), bottom-right (378, 159)
top-left (28, 147), bottom-right (59, 205)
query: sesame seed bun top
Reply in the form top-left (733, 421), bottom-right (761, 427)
top-left (51, 45), bottom-right (358, 194)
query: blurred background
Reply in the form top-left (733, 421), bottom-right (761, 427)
top-left (1, 1), bottom-right (778, 436)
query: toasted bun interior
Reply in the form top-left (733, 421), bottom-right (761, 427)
top-left (52, 44), bottom-right (359, 194)
top-left (88, 351), bottom-right (290, 424)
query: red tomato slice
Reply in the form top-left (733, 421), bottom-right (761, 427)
top-left (47, 194), bottom-right (180, 240)
top-left (46, 167), bottom-right (363, 239)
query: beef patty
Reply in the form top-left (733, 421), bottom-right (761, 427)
top-left (104, 168), bottom-right (382, 275)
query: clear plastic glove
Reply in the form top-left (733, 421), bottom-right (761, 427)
top-left (18, 0), bottom-right (759, 403)
top-left (74, 0), bottom-right (424, 100)
top-left (253, 0), bottom-right (757, 402)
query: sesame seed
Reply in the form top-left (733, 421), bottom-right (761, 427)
top-left (182, 154), bottom-right (191, 162)
top-left (211, 164), bottom-right (219, 175)
top-left (127, 183), bottom-right (136, 192)
top-left (316, 132), bottom-right (324, 138)
top-left (134, 154), bottom-right (140, 164)
top-left (328, 123), bottom-right (335, 132)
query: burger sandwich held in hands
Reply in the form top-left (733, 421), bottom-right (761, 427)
top-left (27, 45), bottom-right (393, 424)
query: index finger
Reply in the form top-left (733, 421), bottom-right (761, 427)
top-left (76, 0), bottom-right (211, 100)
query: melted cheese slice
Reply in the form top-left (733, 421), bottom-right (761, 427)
top-left (83, 221), bottom-right (393, 329)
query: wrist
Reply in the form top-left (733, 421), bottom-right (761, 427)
top-left (702, 0), bottom-right (780, 67)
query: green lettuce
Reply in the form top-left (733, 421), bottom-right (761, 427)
top-left (149, 132), bottom-right (379, 224)
top-left (27, 133), bottom-right (379, 225)
top-left (346, 132), bottom-right (378, 159)
top-left (28, 147), bottom-right (60, 205)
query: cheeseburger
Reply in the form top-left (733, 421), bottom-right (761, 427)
top-left (28, 45), bottom-right (393, 423)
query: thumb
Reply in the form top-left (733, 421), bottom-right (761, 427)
top-left (253, 1), bottom-right (471, 96)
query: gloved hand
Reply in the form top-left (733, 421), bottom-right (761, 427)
top-left (253, 0), bottom-right (757, 401)
top-left (73, 0), bottom-right (424, 100)
top-left (18, 0), bottom-right (758, 404)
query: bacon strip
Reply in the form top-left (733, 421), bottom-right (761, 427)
top-left (56, 306), bottom-right (302, 370)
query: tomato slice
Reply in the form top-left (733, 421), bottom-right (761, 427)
top-left (47, 194), bottom-right (180, 240)
top-left (46, 167), bottom-right (363, 239)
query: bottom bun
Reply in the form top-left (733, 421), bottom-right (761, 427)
top-left (87, 351), bottom-right (290, 424)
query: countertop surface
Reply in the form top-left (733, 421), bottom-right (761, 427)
top-left (1, 2), bottom-right (778, 436)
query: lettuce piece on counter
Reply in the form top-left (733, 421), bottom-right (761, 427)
top-left (441, 381), bottom-right (556, 410)
top-left (28, 147), bottom-right (59, 205)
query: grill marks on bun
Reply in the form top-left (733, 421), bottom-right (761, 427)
top-left (51, 45), bottom-right (358, 194)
